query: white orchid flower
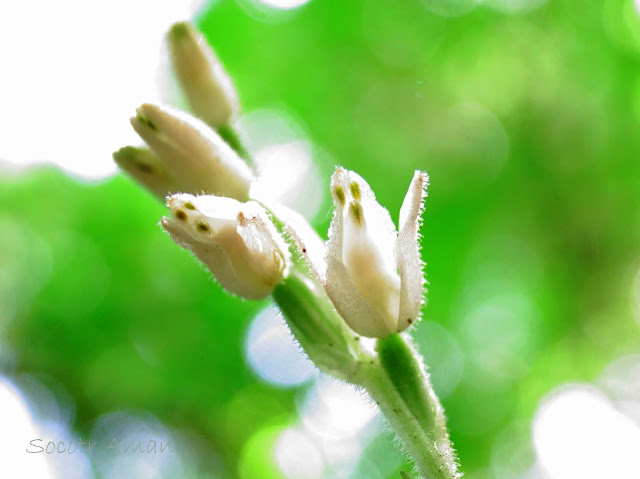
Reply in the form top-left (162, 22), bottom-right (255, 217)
top-left (161, 193), bottom-right (288, 300)
top-left (324, 168), bottom-right (427, 338)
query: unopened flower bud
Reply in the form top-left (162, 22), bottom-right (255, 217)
top-left (167, 22), bottom-right (239, 128)
top-left (324, 168), bottom-right (427, 338)
top-left (161, 193), bottom-right (288, 300)
top-left (113, 146), bottom-right (177, 200)
top-left (130, 103), bottom-right (254, 200)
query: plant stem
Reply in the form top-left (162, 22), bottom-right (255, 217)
top-left (217, 123), bottom-right (252, 164)
top-left (369, 334), bottom-right (460, 479)
top-left (272, 275), bottom-right (460, 479)
top-left (363, 367), bottom-right (455, 479)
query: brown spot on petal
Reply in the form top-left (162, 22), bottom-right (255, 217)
top-left (196, 222), bottom-right (210, 232)
top-left (137, 114), bottom-right (158, 131)
top-left (136, 163), bottom-right (153, 174)
top-left (184, 202), bottom-right (196, 210)
top-left (175, 210), bottom-right (187, 221)
top-left (349, 202), bottom-right (363, 225)
top-left (350, 181), bottom-right (361, 200)
top-left (334, 186), bottom-right (346, 205)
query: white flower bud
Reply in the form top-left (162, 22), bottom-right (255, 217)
top-left (324, 168), bottom-right (427, 338)
top-left (161, 193), bottom-right (289, 300)
top-left (167, 22), bottom-right (240, 129)
top-left (130, 103), bottom-right (254, 200)
top-left (113, 146), bottom-right (178, 200)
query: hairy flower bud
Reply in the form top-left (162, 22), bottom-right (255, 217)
top-left (162, 193), bottom-right (288, 299)
top-left (167, 22), bottom-right (240, 129)
top-left (130, 103), bottom-right (254, 200)
top-left (324, 168), bottom-right (427, 338)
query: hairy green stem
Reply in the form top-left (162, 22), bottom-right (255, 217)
top-left (373, 334), bottom-right (460, 479)
top-left (272, 272), bottom-right (363, 382)
top-left (272, 274), bottom-right (460, 479)
top-left (363, 365), bottom-right (455, 479)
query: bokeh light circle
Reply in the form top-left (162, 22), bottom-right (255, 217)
top-left (256, 0), bottom-right (310, 9)
top-left (245, 305), bottom-right (316, 387)
top-left (533, 384), bottom-right (640, 478)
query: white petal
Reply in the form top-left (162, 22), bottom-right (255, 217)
top-left (325, 256), bottom-right (394, 338)
top-left (326, 167), bottom-right (397, 271)
top-left (163, 194), bottom-right (287, 299)
top-left (326, 167), bottom-right (350, 264)
top-left (167, 22), bottom-right (239, 128)
top-left (396, 171), bottom-right (428, 329)
top-left (161, 217), bottom-right (262, 299)
top-left (168, 193), bottom-right (239, 236)
top-left (345, 170), bottom-right (398, 275)
top-left (324, 167), bottom-right (403, 338)
top-left (131, 103), bottom-right (254, 199)
top-left (252, 190), bottom-right (326, 281)
top-left (342, 200), bottom-right (400, 334)
top-left (236, 201), bottom-right (290, 289)
top-left (113, 146), bottom-right (178, 200)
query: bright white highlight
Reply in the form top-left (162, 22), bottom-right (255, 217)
top-left (245, 305), bottom-right (316, 386)
top-left (284, 376), bottom-right (379, 478)
top-left (240, 108), bottom-right (323, 220)
top-left (254, 0), bottom-right (310, 10)
top-left (252, 141), bottom-right (321, 220)
top-left (90, 411), bottom-right (185, 479)
top-left (0, 377), bottom-right (53, 478)
top-left (0, 375), bottom-right (94, 478)
top-left (275, 428), bottom-right (324, 479)
top-left (533, 384), bottom-right (640, 479)
top-left (299, 376), bottom-right (378, 440)
top-left (0, 0), bottom-right (204, 180)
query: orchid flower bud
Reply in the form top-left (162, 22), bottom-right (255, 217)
top-left (167, 22), bottom-right (240, 129)
top-left (130, 103), bottom-right (254, 200)
top-left (324, 168), bottom-right (427, 338)
top-left (161, 193), bottom-right (289, 300)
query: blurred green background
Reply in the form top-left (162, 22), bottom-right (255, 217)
top-left (2, 0), bottom-right (640, 478)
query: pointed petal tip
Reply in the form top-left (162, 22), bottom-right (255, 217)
top-left (136, 103), bottom-right (156, 115)
top-left (330, 167), bottom-right (353, 206)
top-left (413, 171), bottom-right (429, 203)
top-left (113, 147), bottom-right (132, 167)
top-left (167, 21), bottom-right (192, 40)
top-left (160, 216), bottom-right (172, 230)
top-left (166, 192), bottom-right (195, 208)
top-left (331, 166), bottom-right (349, 184)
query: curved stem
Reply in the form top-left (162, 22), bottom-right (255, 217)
top-left (369, 334), bottom-right (460, 479)
top-left (272, 274), bottom-right (460, 478)
top-left (362, 361), bottom-right (458, 479)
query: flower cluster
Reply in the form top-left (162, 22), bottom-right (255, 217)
top-left (114, 22), bottom-right (428, 339)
